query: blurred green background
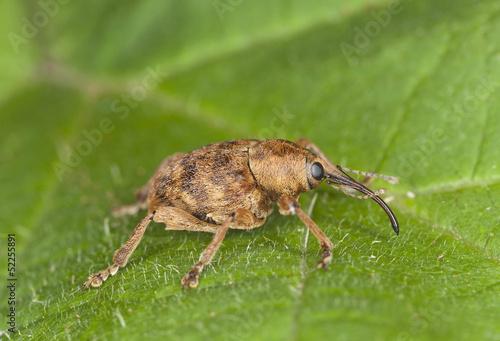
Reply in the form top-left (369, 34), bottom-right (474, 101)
top-left (1, 0), bottom-right (500, 340)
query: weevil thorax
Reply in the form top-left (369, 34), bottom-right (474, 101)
top-left (248, 139), bottom-right (325, 202)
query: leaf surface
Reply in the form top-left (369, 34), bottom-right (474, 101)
top-left (1, 1), bottom-right (500, 340)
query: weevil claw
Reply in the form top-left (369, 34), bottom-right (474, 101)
top-left (316, 247), bottom-right (332, 270)
top-left (181, 268), bottom-right (200, 290)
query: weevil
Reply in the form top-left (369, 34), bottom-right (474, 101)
top-left (81, 138), bottom-right (399, 291)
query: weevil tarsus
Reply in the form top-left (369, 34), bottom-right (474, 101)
top-left (82, 138), bottom-right (399, 290)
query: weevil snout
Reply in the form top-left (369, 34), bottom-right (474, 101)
top-left (322, 164), bottom-right (399, 235)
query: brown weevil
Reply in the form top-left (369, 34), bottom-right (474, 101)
top-left (81, 138), bottom-right (399, 291)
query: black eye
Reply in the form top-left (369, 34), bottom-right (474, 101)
top-left (311, 162), bottom-right (324, 181)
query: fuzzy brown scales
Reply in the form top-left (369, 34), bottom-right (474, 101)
top-left (150, 139), bottom-right (264, 224)
top-left (82, 138), bottom-right (399, 291)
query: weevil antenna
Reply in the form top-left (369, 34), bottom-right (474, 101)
top-left (338, 166), bottom-right (399, 184)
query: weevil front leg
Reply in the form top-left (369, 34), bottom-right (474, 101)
top-left (179, 209), bottom-right (265, 289)
top-left (278, 196), bottom-right (334, 269)
top-left (81, 212), bottom-right (155, 290)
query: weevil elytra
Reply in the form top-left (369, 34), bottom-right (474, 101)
top-left (81, 138), bottom-right (399, 291)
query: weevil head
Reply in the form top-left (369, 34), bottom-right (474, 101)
top-left (248, 139), bottom-right (399, 235)
top-left (248, 139), bottom-right (320, 201)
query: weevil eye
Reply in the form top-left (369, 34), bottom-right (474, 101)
top-left (311, 162), bottom-right (324, 181)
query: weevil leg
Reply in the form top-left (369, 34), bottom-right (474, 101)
top-left (82, 206), bottom-right (220, 291)
top-left (153, 206), bottom-right (220, 233)
top-left (278, 196), bottom-right (334, 270)
top-left (111, 153), bottom-right (185, 217)
top-left (179, 208), bottom-right (265, 290)
top-left (81, 212), bottom-right (155, 290)
top-left (153, 206), bottom-right (266, 234)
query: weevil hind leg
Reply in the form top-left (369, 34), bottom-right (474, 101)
top-left (81, 212), bottom-right (155, 290)
top-left (278, 196), bottom-right (334, 269)
top-left (82, 205), bottom-right (219, 291)
top-left (111, 153), bottom-right (185, 217)
top-left (152, 206), bottom-right (220, 233)
top-left (110, 202), bottom-right (147, 217)
top-left (180, 209), bottom-right (265, 290)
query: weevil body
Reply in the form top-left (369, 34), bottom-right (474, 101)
top-left (82, 138), bottom-right (399, 290)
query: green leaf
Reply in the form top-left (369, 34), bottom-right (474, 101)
top-left (2, 0), bottom-right (500, 340)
